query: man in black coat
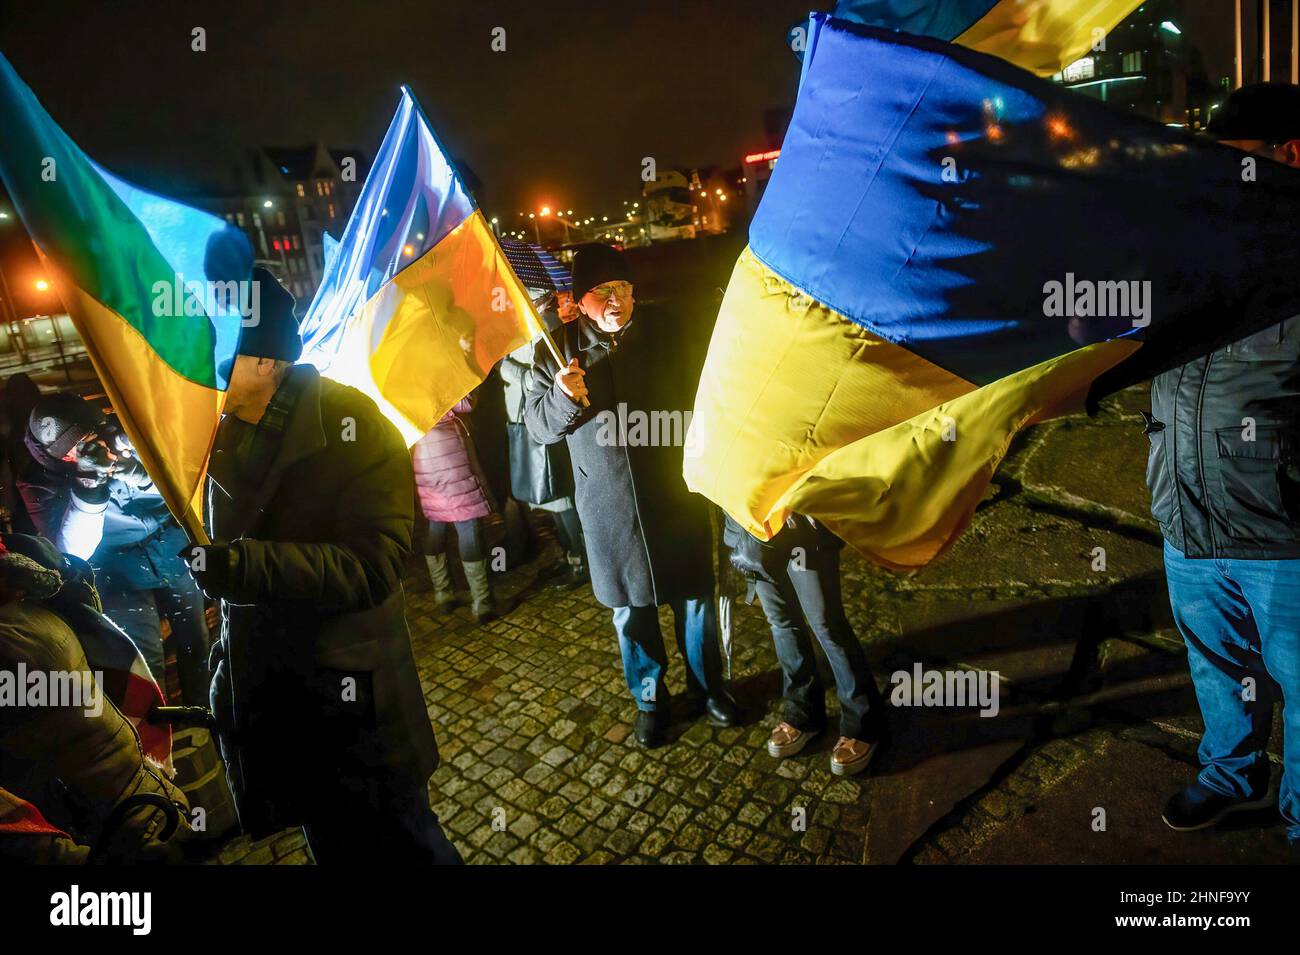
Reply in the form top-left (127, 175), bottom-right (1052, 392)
top-left (188, 269), bottom-right (461, 864)
top-left (1146, 86), bottom-right (1300, 861)
top-left (524, 244), bottom-right (738, 747)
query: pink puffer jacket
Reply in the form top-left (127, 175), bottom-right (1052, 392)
top-left (411, 398), bottom-right (493, 523)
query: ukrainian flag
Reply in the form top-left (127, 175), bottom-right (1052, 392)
top-left (299, 88), bottom-right (543, 445)
top-left (685, 15), bottom-right (1300, 570)
top-left (831, 0), bottom-right (1144, 74)
top-left (0, 55), bottom-right (251, 545)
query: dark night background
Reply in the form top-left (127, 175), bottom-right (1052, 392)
top-left (0, 0), bottom-right (811, 213)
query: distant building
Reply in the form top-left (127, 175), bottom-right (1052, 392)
top-left (641, 165), bottom-right (745, 243)
top-left (197, 143), bottom-right (367, 313)
top-left (1050, 0), bottom-right (1218, 129)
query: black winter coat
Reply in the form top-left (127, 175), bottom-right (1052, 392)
top-left (524, 309), bottom-right (714, 608)
top-left (205, 365), bottom-right (437, 837)
top-left (1147, 315), bottom-right (1300, 558)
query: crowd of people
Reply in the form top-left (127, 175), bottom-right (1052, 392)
top-left (0, 85), bottom-right (1297, 864)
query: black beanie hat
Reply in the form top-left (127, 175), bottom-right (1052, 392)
top-left (1207, 83), bottom-right (1300, 143)
top-left (237, 267), bottom-right (302, 361)
top-left (570, 244), bottom-right (631, 300)
top-left (27, 392), bottom-right (106, 461)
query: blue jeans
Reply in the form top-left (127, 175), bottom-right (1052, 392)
top-left (1163, 541), bottom-right (1300, 842)
top-left (611, 599), bottom-right (724, 711)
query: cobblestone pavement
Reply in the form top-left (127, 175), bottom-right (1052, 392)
top-left (208, 386), bottom-right (1291, 865)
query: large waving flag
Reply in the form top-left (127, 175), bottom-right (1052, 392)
top-left (300, 88), bottom-right (544, 444)
top-left (831, 0), bottom-right (1143, 74)
top-left (686, 15), bottom-right (1300, 570)
top-left (0, 55), bottom-right (251, 544)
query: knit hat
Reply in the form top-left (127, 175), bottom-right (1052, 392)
top-left (26, 392), bottom-right (106, 462)
top-left (569, 244), bottom-right (631, 300)
top-left (236, 267), bottom-right (302, 361)
top-left (0, 536), bottom-right (64, 601)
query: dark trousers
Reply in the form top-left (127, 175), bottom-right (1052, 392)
top-left (301, 770), bottom-right (463, 865)
top-left (552, 507), bottom-right (585, 558)
top-left (100, 582), bottom-right (210, 706)
top-left (753, 545), bottom-right (882, 741)
top-left (426, 518), bottom-right (485, 562)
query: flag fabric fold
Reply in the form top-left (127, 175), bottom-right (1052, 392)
top-left (686, 14), bottom-right (1300, 570)
top-left (0, 54), bottom-right (251, 544)
top-left (831, 0), bottom-right (1145, 75)
top-left (299, 88), bottom-right (543, 445)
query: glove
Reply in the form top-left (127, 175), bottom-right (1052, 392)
top-left (178, 542), bottom-right (237, 599)
top-left (113, 456), bottom-right (154, 490)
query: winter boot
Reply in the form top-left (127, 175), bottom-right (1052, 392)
top-left (425, 553), bottom-right (459, 608)
top-left (465, 559), bottom-right (515, 623)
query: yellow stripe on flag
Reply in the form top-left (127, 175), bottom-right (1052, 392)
top-left (955, 0), bottom-right (1144, 76)
top-left (685, 246), bottom-right (1139, 569)
top-left (48, 262), bottom-right (223, 545)
top-left (315, 210), bottom-right (538, 445)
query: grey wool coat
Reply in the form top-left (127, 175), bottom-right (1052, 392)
top-left (523, 307), bottom-right (715, 609)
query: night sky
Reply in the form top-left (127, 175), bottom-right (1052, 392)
top-left (0, 0), bottom-right (813, 216)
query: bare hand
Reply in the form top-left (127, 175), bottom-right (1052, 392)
top-left (555, 357), bottom-right (587, 404)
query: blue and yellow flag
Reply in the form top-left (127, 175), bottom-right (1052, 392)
top-left (685, 15), bottom-right (1300, 570)
top-left (299, 88), bottom-right (543, 444)
top-left (831, 0), bottom-right (1144, 74)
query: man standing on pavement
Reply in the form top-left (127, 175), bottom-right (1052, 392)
top-left (188, 268), bottom-right (461, 864)
top-left (1146, 84), bottom-right (1300, 862)
top-left (524, 244), bottom-right (739, 747)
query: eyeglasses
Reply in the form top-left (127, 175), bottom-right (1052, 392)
top-left (588, 281), bottom-right (633, 301)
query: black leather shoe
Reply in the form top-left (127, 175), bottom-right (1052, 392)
top-left (633, 709), bottom-right (671, 748)
top-left (704, 693), bottom-right (742, 727)
top-left (1161, 782), bottom-right (1272, 832)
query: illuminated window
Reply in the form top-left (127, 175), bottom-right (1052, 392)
top-left (1122, 51), bottom-right (1143, 73)
top-left (328, 203), bottom-right (336, 219)
top-left (277, 211), bottom-right (286, 227)
top-left (292, 235), bottom-right (301, 250)
top-left (1060, 56), bottom-right (1095, 83)
top-left (295, 183), bottom-right (305, 198)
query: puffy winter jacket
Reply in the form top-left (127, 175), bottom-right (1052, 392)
top-left (0, 599), bottom-right (189, 863)
top-left (411, 396), bottom-right (493, 523)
